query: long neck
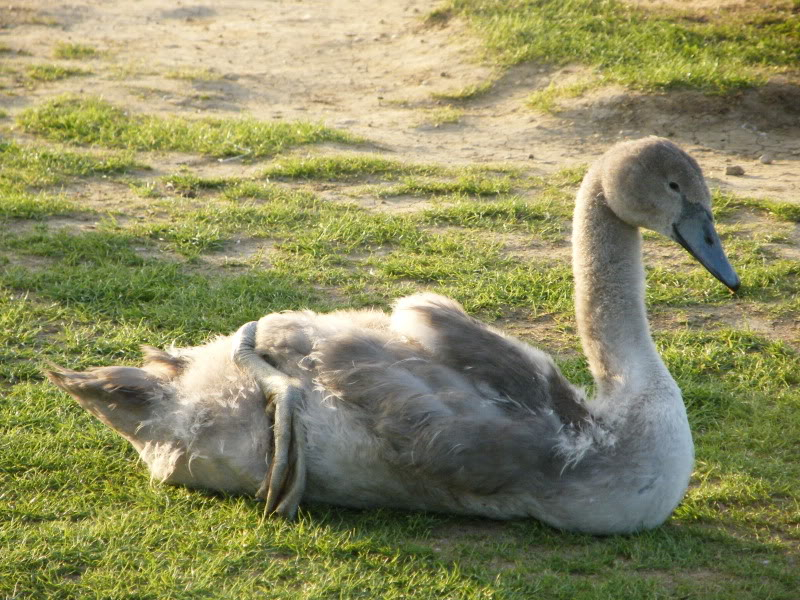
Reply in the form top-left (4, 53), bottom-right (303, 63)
top-left (572, 167), bottom-right (670, 399)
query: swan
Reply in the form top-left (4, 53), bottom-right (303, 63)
top-left (47, 137), bottom-right (740, 534)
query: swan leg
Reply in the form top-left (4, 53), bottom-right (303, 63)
top-left (231, 321), bottom-right (306, 519)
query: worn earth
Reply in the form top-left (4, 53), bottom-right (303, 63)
top-left (2, 0), bottom-right (799, 203)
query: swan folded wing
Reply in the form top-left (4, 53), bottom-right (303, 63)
top-left (391, 293), bottom-right (590, 427)
top-left (312, 331), bottom-right (566, 496)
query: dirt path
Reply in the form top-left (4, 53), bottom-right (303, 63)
top-left (3, 0), bottom-right (800, 202)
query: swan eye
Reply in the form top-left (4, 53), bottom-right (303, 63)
top-left (669, 182), bottom-right (680, 192)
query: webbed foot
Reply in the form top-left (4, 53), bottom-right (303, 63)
top-left (231, 321), bottom-right (306, 519)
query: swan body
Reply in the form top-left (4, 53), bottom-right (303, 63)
top-left (48, 137), bottom-right (740, 534)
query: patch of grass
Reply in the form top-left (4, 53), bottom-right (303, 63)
top-left (161, 173), bottom-right (232, 196)
top-left (423, 6), bottom-right (454, 28)
top-left (422, 196), bottom-right (570, 239)
top-left (164, 67), bottom-right (223, 81)
top-left (25, 64), bottom-right (90, 82)
top-left (0, 191), bottom-right (76, 220)
top-left (53, 42), bottom-right (99, 60)
top-left (374, 173), bottom-right (512, 197)
top-left (0, 140), bottom-right (140, 220)
top-left (18, 95), bottom-right (362, 158)
top-left (0, 140), bottom-right (140, 189)
top-left (432, 78), bottom-right (496, 102)
top-left (448, 0), bottom-right (800, 93)
top-left (420, 105), bottom-right (464, 127)
top-left (262, 155), bottom-right (443, 181)
top-left (527, 79), bottom-right (600, 113)
top-left (715, 190), bottom-right (800, 223)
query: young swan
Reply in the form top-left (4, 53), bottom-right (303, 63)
top-left (48, 137), bottom-right (739, 535)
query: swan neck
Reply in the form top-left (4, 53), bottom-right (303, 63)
top-left (572, 171), bottom-right (667, 396)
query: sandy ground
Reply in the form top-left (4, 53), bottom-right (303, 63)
top-left (1, 0), bottom-right (799, 203)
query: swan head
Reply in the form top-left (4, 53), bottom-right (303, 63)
top-left (600, 136), bottom-right (740, 291)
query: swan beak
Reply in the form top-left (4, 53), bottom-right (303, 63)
top-left (671, 202), bottom-right (741, 292)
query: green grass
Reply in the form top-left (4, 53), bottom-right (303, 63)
top-left (262, 155), bottom-right (444, 181)
top-left (164, 67), bottom-right (223, 81)
top-left (0, 139), bottom-right (141, 220)
top-left (528, 80), bottom-right (599, 113)
top-left (431, 78), bottom-right (496, 102)
top-left (53, 42), bottom-right (99, 60)
top-left (2, 134), bottom-right (800, 598)
top-left (372, 173), bottom-right (513, 198)
top-left (25, 64), bottom-right (90, 82)
top-left (447, 0), bottom-right (800, 94)
top-left (420, 106), bottom-right (464, 127)
top-left (17, 96), bottom-right (362, 158)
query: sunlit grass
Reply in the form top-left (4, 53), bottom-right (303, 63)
top-left (53, 42), bottom-right (99, 60)
top-left (1, 135), bottom-right (799, 598)
top-left (17, 95), bottom-right (362, 158)
top-left (419, 105), bottom-right (464, 127)
top-left (25, 64), bottom-right (90, 82)
top-left (164, 67), bottom-right (223, 81)
top-left (447, 0), bottom-right (800, 94)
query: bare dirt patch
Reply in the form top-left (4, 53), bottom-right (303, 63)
top-left (2, 0), bottom-right (797, 204)
top-left (198, 237), bottom-right (274, 271)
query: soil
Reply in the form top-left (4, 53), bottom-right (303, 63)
top-left (2, 0), bottom-right (799, 205)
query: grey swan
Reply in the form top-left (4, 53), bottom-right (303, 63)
top-left (48, 137), bottom-right (740, 534)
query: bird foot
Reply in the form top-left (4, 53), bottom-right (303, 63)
top-left (231, 321), bottom-right (306, 519)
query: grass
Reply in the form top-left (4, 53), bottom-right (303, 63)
top-left (528, 79), bottom-right (600, 113)
top-left (0, 140), bottom-right (141, 220)
top-left (17, 96), bottom-right (362, 158)
top-left (262, 155), bottom-right (444, 181)
top-left (25, 64), bottom-right (90, 82)
top-left (164, 67), bottom-right (223, 81)
top-left (1, 136), bottom-right (799, 597)
top-left (432, 78), bottom-right (496, 102)
top-left (370, 173), bottom-right (513, 198)
top-left (420, 106), bottom-right (464, 127)
top-left (1, 10), bottom-right (799, 593)
top-left (53, 42), bottom-right (99, 60)
top-left (447, 0), bottom-right (800, 94)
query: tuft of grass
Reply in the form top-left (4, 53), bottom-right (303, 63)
top-left (18, 95), bottom-right (362, 158)
top-left (25, 64), bottom-right (90, 82)
top-left (53, 42), bottom-right (99, 60)
top-left (528, 79), bottom-right (600, 113)
top-left (423, 6), bottom-right (454, 28)
top-left (0, 140), bottom-right (140, 189)
top-left (374, 173), bottom-right (512, 197)
top-left (448, 0), bottom-right (800, 93)
top-left (420, 106), bottom-right (464, 127)
top-left (262, 155), bottom-right (443, 181)
top-left (422, 197), bottom-right (570, 239)
top-left (0, 140), bottom-right (140, 220)
top-left (0, 191), bottom-right (76, 220)
top-left (712, 189), bottom-right (800, 223)
top-left (432, 78), bottom-right (496, 102)
top-left (164, 67), bottom-right (223, 81)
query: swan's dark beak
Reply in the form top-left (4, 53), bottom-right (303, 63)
top-left (671, 201), bottom-right (740, 292)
